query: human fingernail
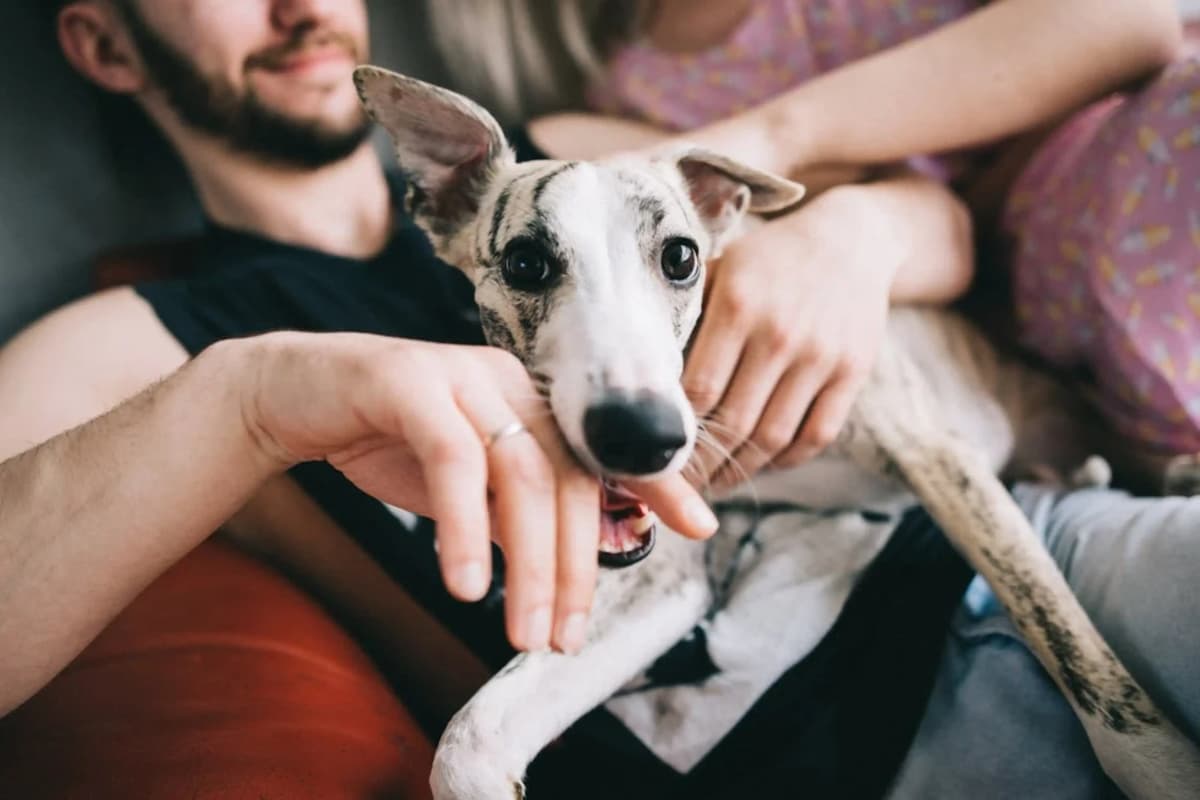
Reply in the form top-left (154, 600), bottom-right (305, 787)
top-left (686, 497), bottom-right (719, 534)
top-left (450, 561), bottom-right (488, 600)
top-left (526, 606), bottom-right (552, 650)
top-left (557, 612), bottom-right (588, 654)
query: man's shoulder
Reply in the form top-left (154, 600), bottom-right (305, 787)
top-left (130, 216), bottom-right (482, 356)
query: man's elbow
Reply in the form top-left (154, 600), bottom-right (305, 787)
top-left (1125, 0), bottom-right (1185, 70)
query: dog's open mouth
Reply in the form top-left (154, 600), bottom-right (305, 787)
top-left (599, 482), bottom-right (656, 568)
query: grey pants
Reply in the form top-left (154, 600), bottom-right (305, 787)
top-left (888, 484), bottom-right (1200, 799)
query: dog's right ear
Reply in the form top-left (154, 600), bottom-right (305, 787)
top-left (662, 146), bottom-right (806, 254)
top-left (354, 66), bottom-right (515, 239)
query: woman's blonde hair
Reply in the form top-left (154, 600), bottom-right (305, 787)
top-left (425, 0), bottom-right (646, 123)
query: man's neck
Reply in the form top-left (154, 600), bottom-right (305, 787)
top-left (180, 138), bottom-right (393, 260)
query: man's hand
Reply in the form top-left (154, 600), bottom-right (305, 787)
top-left (683, 187), bottom-right (899, 488)
top-left (238, 332), bottom-right (718, 654)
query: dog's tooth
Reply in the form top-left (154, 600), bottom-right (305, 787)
top-left (631, 512), bottom-right (657, 535)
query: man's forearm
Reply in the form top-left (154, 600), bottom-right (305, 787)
top-left (691, 0), bottom-right (1182, 177)
top-left (0, 341), bottom-right (279, 715)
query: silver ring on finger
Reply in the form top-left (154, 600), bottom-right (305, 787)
top-left (483, 420), bottom-right (529, 450)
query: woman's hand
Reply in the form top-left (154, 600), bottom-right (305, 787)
top-left (243, 332), bottom-right (718, 655)
top-left (684, 186), bottom-right (898, 487)
top-left (685, 172), bottom-right (974, 488)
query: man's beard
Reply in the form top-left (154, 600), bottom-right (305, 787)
top-left (121, 4), bottom-right (371, 169)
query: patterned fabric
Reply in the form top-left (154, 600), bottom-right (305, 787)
top-left (589, 0), bottom-right (980, 132)
top-left (590, 0), bottom-right (1200, 454)
top-left (1004, 51), bottom-right (1200, 453)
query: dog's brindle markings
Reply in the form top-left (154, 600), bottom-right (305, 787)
top-left (354, 67), bottom-right (1200, 799)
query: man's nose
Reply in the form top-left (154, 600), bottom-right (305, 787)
top-left (583, 391), bottom-right (687, 476)
top-left (272, 0), bottom-right (341, 32)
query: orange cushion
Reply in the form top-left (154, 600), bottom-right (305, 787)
top-left (0, 539), bottom-right (434, 799)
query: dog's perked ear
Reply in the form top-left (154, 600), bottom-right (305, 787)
top-left (353, 65), bottom-right (515, 237)
top-left (669, 147), bottom-right (806, 251)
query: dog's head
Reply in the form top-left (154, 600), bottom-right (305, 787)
top-left (355, 67), bottom-right (804, 562)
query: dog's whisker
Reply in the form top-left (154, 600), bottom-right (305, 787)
top-left (693, 429), bottom-right (760, 509)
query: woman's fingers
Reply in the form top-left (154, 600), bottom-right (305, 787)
top-left (682, 278), bottom-right (751, 418)
top-left (714, 359), bottom-right (827, 488)
top-left (702, 336), bottom-right (790, 480)
top-left (775, 367), bottom-right (864, 468)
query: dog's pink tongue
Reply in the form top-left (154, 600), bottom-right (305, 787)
top-left (600, 513), bottom-right (648, 553)
top-left (598, 482), bottom-right (654, 554)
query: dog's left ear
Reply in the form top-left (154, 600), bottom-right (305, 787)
top-left (668, 147), bottom-right (806, 250)
top-left (354, 65), bottom-right (515, 238)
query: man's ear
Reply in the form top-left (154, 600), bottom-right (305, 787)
top-left (666, 146), bottom-right (806, 251)
top-left (354, 66), bottom-right (516, 236)
top-left (57, 1), bottom-right (146, 94)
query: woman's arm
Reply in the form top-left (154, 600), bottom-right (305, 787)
top-left (685, 0), bottom-right (1183, 177)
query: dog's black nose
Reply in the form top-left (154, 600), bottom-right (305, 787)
top-left (584, 393), bottom-right (687, 475)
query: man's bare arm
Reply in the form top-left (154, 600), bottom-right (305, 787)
top-left (0, 340), bottom-right (276, 714)
top-left (0, 321), bottom-right (719, 714)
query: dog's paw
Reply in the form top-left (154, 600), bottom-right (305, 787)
top-left (431, 742), bottom-right (525, 800)
top-left (1020, 455), bottom-right (1111, 490)
top-left (1069, 455), bottom-right (1112, 490)
top-left (1164, 453), bottom-right (1200, 496)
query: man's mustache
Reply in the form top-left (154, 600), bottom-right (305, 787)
top-left (245, 29), bottom-right (362, 71)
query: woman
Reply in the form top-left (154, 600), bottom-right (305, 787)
top-left (431, 0), bottom-right (1196, 481)
top-left (426, 1), bottom-right (1200, 796)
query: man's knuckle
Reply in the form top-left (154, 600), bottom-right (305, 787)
top-left (426, 435), bottom-right (472, 469)
top-left (487, 346), bottom-right (525, 374)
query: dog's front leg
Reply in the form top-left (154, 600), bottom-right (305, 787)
top-left (431, 534), bottom-right (708, 800)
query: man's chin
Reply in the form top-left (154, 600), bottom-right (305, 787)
top-left (248, 73), bottom-right (363, 122)
top-left (225, 108), bottom-right (372, 169)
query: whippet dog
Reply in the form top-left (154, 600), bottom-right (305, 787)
top-left (353, 66), bottom-right (1200, 799)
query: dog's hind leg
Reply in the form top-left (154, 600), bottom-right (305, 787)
top-left (842, 343), bottom-right (1200, 799)
top-left (430, 534), bottom-right (708, 800)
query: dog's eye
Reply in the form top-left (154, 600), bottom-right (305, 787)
top-left (661, 239), bottom-right (699, 284)
top-left (502, 242), bottom-right (555, 290)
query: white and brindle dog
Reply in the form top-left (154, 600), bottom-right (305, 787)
top-left (353, 66), bottom-right (1200, 799)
